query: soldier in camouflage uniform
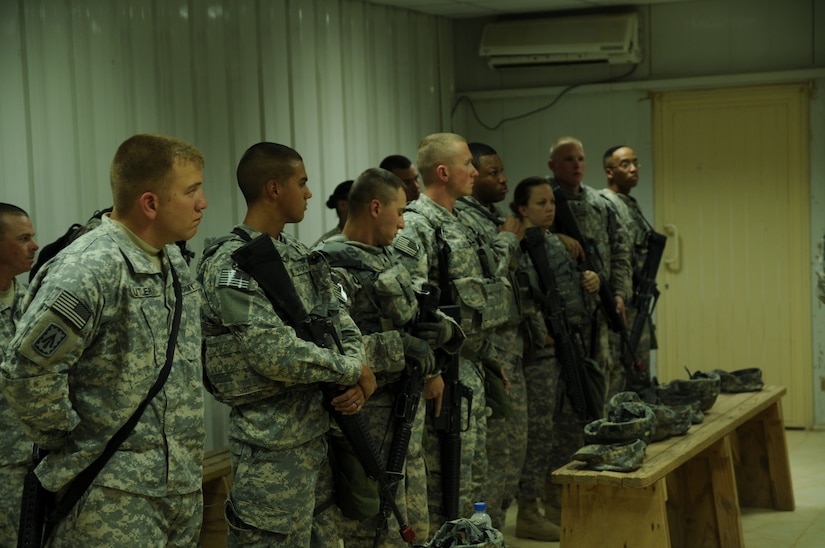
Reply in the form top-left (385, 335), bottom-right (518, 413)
top-left (0, 134), bottom-right (208, 546)
top-left (599, 146), bottom-right (657, 385)
top-left (454, 142), bottom-right (527, 530)
top-left (545, 136), bottom-right (631, 512)
top-left (317, 168), bottom-right (462, 547)
top-left (0, 203), bottom-right (39, 544)
top-left (548, 136), bottom-right (632, 402)
top-left (198, 142), bottom-right (376, 547)
top-left (508, 178), bottom-right (601, 541)
top-left (393, 133), bottom-right (513, 534)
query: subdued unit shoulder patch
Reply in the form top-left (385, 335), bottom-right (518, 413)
top-left (51, 290), bottom-right (91, 331)
top-left (218, 269), bottom-right (252, 291)
top-left (394, 235), bottom-right (418, 258)
top-left (33, 322), bottom-right (69, 356)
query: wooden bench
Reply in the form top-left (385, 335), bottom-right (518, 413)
top-left (551, 385), bottom-right (794, 548)
top-left (201, 447), bottom-right (232, 548)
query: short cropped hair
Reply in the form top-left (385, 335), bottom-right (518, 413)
top-left (236, 142), bottom-right (303, 205)
top-left (416, 133), bottom-right (466, 185)
top-left (347, 168), bottom-right (404, 216)
top-left (110, 133), bottom-right (204, 212)
top-left (0, 203), bottom-right (29, 238)
top-left (468, 142), bottom-right (498, 169)
top-left (602, 145), bottom-right (627, 168)
top-left (548, 136), bottom-right (584, 162)
top-left (379, 154), bottom-right (413, 172)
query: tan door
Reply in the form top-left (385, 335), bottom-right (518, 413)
top-left (652, 83), bottom-right (811, 428)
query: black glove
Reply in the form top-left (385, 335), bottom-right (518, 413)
top-left (401, 332), bottom-right (438, 376)
top-left (412, 320), bottom-right (454, 348)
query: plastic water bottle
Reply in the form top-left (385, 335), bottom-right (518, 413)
top-left (470, 501), bottom-right (493, 529)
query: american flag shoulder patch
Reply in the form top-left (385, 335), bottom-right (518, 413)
top-left (218, 269), bottom-right (252, 290)
top-left (51, 290), bottom-right (92, 331)
top-left (394, 235), bottom-right (418, 258)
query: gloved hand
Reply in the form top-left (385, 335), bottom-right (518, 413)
top-left (402, 332), bottom-right (438, 376)
top-left (412, 319), bottom-right (454, 348)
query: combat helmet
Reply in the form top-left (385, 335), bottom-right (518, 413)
top-left (656, 368), bottom-right (721, 412)
top-left (709, 368), bottom-right (764, 393)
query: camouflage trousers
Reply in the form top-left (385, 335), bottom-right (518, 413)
top-left (423, 355), bottom-right (487, 538)
top-left (484, 349), bottom-right (527, 528)
top-left (0, 461), bottom-right (27, 546)
top-left (338, 385), bottom-right (428, 547)
top-left (47, 485), bottom-right (202, 547)
top-left (517, 351), bottom-right (561, 500)
top-left (226, 435), bottom-right (340, 547)
top-left (591, 314), bottom-right (624, 413)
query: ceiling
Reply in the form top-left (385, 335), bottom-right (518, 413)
top-left (365, 0), bottom-right (688, 18)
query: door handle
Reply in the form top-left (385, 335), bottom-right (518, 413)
top-left (663, 223), bottom-right (679, 271)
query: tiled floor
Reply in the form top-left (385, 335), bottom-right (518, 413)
top-left (501, 429), bottom-right (825, 547)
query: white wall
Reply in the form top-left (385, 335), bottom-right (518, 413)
top-left (450, 0), bottom-right (825, 425)
top-left (0, 0), bottom-right (454, 450)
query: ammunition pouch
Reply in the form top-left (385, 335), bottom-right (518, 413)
top-left (452, 277), bottom-right (515, 334)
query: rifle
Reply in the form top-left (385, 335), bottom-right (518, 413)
top-left (522, 227), bottom-right (603, 420)
top-left (231, 233), bottom-right (415, 544)
top-left (623, 230), bottom-right (667, 394)
top-left (372, 284), bottom-right (438, 547)
top-left (431, 227), bottom-right (472, 521)
top-left (17, 446), bottom-right (54, 548)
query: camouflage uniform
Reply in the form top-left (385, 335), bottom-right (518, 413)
top-left (198, 225), bottom-right (364, 547)
top-left (0, 216), bottom-right (205, 546)
top-left (516, 233), bottom-right (597, 501)
top-left (454, 197), bottom-right (527, 529)
top-left (316, 236), bottom-right (427, 547)
top-left (0, 279), bottom-right (30, 544)
top-left (553, 182), bottom-right (632, 403)
top-left (599, 189), bottom-right (655, 378)
top-left (394, 195), bottom-right (511, 533)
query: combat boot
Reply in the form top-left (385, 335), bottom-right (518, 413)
top-left (516, 498), bottom-right (560, 541)
top-left (544, 482), bottom-right (563, 524)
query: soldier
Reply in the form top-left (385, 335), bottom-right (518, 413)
top-left (0, 203), bottom-right (39, 543)
top-left (599, 145), bottom-right (657, 388)
top-left (317, 167), bottom-right (462, 547)
top-left (1, 134), bottom-right (208, 545)
top-left (380, 155), bottom-right (421, 202)
top-left (454, 142), bottom-right (527, 530)
top-left (393, 133), bottom-right (512, 531)
top-left (197, 142), bottom-right (376, 547)
top-left (510, 177), bottom-right (601, 541)
top-left (548, 136), bottom-right (631, 401)
top-left (545, 136), bottom-right (631, 514)
top-left (314, 179), bottom-right (353, 246)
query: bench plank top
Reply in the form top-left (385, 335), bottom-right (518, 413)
top-left (552, 385), bottom-right (786, 489)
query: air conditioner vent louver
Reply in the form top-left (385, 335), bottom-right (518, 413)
top-left (480, 12), bottom-right (641, 68)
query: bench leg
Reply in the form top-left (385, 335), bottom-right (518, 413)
top-left (666, 436), bottom-right (744, 548)
top-left (731, 401), bottom-right (795, 510)
top-left (560, 480), bottom-right (670, 548)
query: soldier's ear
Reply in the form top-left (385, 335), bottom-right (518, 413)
top-left (139, 191), bottom-right (159, 220)
top-left (369, 198), bottom-right (381, 219)
top-left (436, 163), bottom-right (449, 182)
top-left (265, 179), bottom-right (279, 200)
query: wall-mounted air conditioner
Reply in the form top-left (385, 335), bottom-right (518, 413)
top-left (479, 12), bottom-right (642, 68)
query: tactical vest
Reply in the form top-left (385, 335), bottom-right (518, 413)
top-left (316, 240), bottom-right (418, 334)
top-left (520, 233), bottom-right (591, 327)
top-left (200, 231), bottom-right (343, 406)
top-left (564, 192), bottom-right (617, 278)
top-left (427, 211), bottom-right (516, 336)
